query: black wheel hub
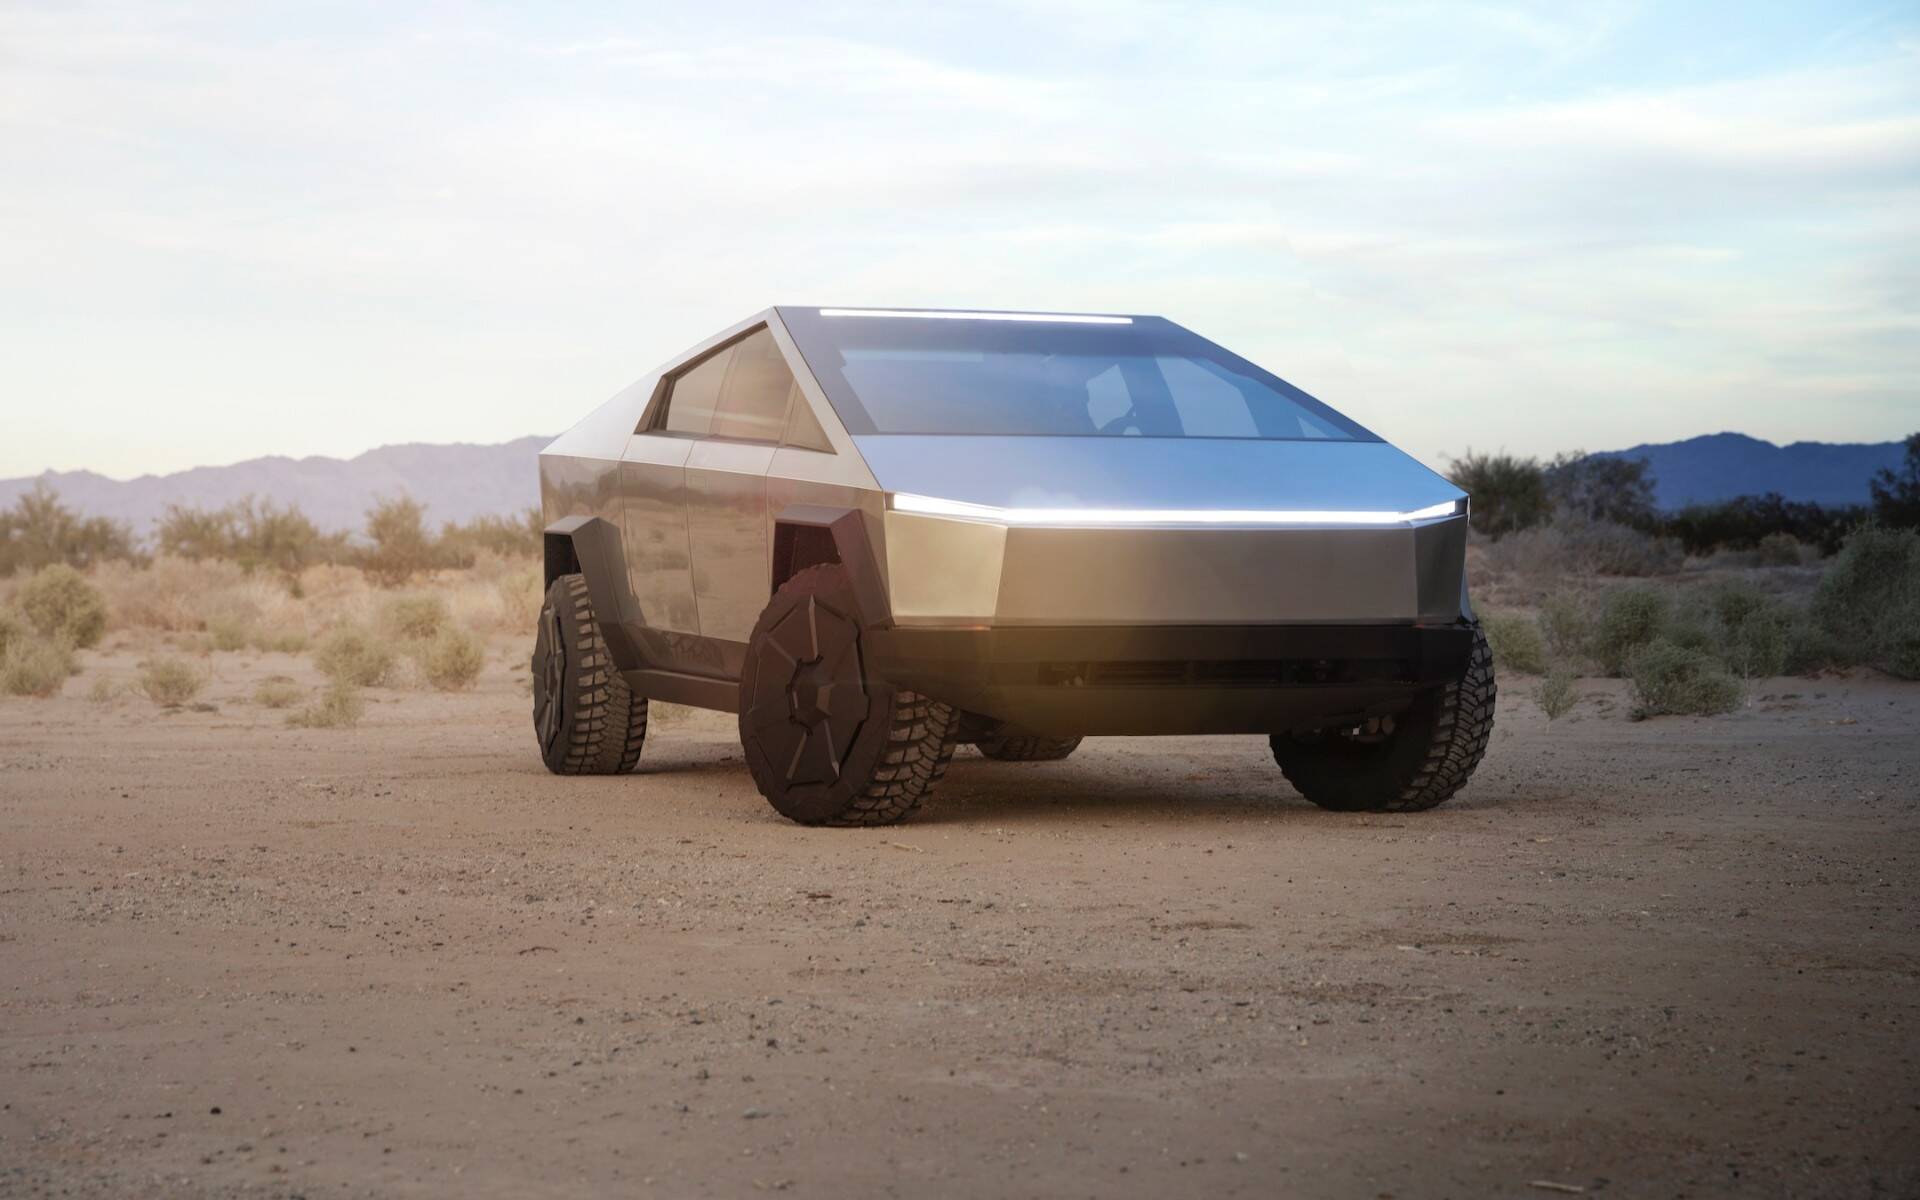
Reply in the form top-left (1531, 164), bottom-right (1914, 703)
top-left (533, 601), bottom-right (564, 756)
top-left (744, 596), bottom-right (868, 787)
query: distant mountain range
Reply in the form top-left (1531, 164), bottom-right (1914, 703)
top-left (1592, 433), bottom-right (1905, 510)
top-left (0, 430), bottom-right (1906, 536)
top-left (0, 437), bottom-right (551, 535)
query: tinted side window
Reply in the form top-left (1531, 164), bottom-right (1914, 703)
top-left (782, 386), bottom-right (833, 452)
top-left (709, 329), bottom-right (794, 442)
top-left (662, 344), bottom-right (733, 436)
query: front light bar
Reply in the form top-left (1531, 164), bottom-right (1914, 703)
top-left (888, 494), bottom-right (1467, 527)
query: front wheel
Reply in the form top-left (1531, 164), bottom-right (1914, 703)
top-left (738, 564), bottom-right (958, 826)
top-left (1270, 624), bottom-right (1495, 813)
top-left (532, 573), bottom-right (649, 775)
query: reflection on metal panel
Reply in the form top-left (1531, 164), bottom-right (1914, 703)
top-left (882, 511), bottom-right (1006, 623)
top-left (686, 440), bottom-right (775, 642)
top-left (618, 435), bottom-right (699, 635)
top-left (851, 436), bottom-right (1461, 514)
top-left (993, 527), bottom-right (1416, 625)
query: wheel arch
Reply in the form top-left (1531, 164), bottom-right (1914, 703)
top-left (770, 505), bottom-right (891, 629)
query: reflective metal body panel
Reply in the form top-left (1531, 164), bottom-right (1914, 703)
top-left (617, 434), bottom-right (698, 635)
top-left (685, 439), bottom-right (773, 646)
top-left (540, 305), bottom-right (1480, 733)
top-left (851, 435), bottom-right (1461, 513)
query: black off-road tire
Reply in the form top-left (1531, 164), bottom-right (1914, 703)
top-left (1270, 624), bottom-right (1495, 813)
top-left (976, 731), bottom-right (1083, 762)
top-left (532, 573), bottom-right (649, 776)
top-left (739, 564), bottom-right (958, 827)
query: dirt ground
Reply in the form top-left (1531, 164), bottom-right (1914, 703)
top-left (2, 645), bottom-right (1916, 1199)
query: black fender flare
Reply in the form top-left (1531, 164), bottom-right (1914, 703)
top-left (543, 515), bottom-right (645, 670)
top-left (771, 505), bottom-right (891, 630)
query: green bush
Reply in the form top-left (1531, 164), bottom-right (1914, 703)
top-left (1534, 666), bottom-right (1578, 720)
top-left (14, 563), bottom-right (108, 648)
top-left (1593, 586), bottom-right (1670, 675)
top-left (2, 637), bottom-right (74, 698)
top-left (362, 495), bottom-right (436, 587)
top-left (1811, 525), bottom-right (1920, 677)
top-left (1446, 451), bottom-right (1548, 539)
top-left (313, 624), bottom-right (397, 687)
top-left (1537, 590), bottom-right (1590, 660)
top-left (134, 656), bottom-right (208, 706)
top-left (0, 483), bottom-right (140, 576)
top-left (1482, 611), bottom-right (1548, 675)
top-left (288, 682), bottom-right (365, 729)
top-left (417, 625), bottom-right (485, 691)
top-left (1627, 639), bottom-right (1742, 718)
top-left (380, 593), bottom-right (449, 641)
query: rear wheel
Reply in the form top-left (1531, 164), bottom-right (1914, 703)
top-left (532, 573), bottom-right (648, 775)
top-left (976, 730), bottom-right (1082, 762)
top-left (1270, 624), bottom-right (1494, 812)
top-left (739, 564), bottom-right (958, 826)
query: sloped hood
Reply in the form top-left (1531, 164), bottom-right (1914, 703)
top-left (851, 436), bottom-right (1462, 515)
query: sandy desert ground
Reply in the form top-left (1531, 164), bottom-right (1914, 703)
top-left (2, 645), bottom-right (1916, 1199)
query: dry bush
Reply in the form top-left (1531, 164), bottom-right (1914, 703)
top-left (1812, 525), bottom-right (1920, 679)
top-left (363, 495), bottom-right (435, 587)
top-left (380, 592), bottom-right (449, 641)
top-left (1593, 587), bottom-right (1670, 676)
top-left (134, 656), bottom-right (208, 706)
top-left (1627, 640), bottom-right (1742, 718)
top-left (444, 554), bottom-right (543, 635)
top-left (417, 625), bottom-right (485, 691)
top-left (1534, 666), bottom-right (1578, 720)
top-left (1481, 611), bottom-right (1547, 675)
top-left (95, 556), bottom-right (247, 632)
top-left (1484, 520), bottom-right (1683, 580)
top-left (86, 674), bottom-right (119, 703)
top-left (0, 483), bottom-right (140, 575)
top-left (1538, 590), bottom-right (1591, 661)
top-left (14, 563), bottom-right (108, 648)
top-left (0, 608), bottom-right (22, 658)
top-left (2, 637), bottom-right (75, 698)
top-left (253, 676), bottom-right (304, 708)
top-left (288, 683), bottom-right (365, 729)
top-left (313, 624), bottom-right (397, 687)
top-left (1754, 532), bottom-right (1807, 567)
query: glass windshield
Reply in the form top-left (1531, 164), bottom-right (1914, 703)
top-left (778, 309), bottom-right (1375, 441)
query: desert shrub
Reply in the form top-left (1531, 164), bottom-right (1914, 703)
top-left (1446, 451), bottom-right (1548, 539)
top-left (1537, 590), bottom-right (1590, 660)
top-left (86, 675), bottom-right (118, 703)
top-left (1534, 666), bottom-right (1578, 720)
top-left (438, 508), bottom-right (542, 565)
top-left (1695, 581), bottom-right (1792, 678)
top-left (380, 592), bottom-right (449, 641)
top-left (250, 627), bottom-right (309, 654)
top-left (1, 637), bottom-right (74, 698)
top-left (134, 656), bottom-right (208, 706)
top-left (1869, 432), bottom-right (1920, 529)
top-left (1664, 493), bottom-right (1865, 558)
top-left (13, 563), bottom-right (109, 648)
top-left (1482, 611), bottom-right (1547, 675)
top-left (0, 608), bottom-right (22, 658)
top-left (1754, 532), bottom-right (1805, 567)
top-left (0, 483), bottom-right (140, 576)
top-left (312, 624), bottom-right (397, 687)
top-left (362, 495), bottom-right (436, 587)
top-left (1627, 639), bottom-right (1742, 718)
top-left (417, 625), bottom-right (485, 691)
top-left (157, 496), bottom-right (349, 574)
top-left (1593, 586), bottom-right (1670, 675)
top-left (1544, 452), bottom-right (1657, 528)
top-left (1482, 520), bottom-right (1682, 580)
top-left (253, 676), bottom-right (304, 709)
top-left (207, 612), bottom-right (254, 652)
top-left (1811, 525), bottom-right (1920, 676)
top-left (288, 683), bottom-right (365, 729)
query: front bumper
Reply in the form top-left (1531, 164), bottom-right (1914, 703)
top-left (866, 622), bottom-right (1474, 737)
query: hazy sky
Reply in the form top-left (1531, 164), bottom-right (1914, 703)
top-left (3, 1), bottom-right (1916, 480)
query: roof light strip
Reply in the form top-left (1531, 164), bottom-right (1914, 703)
top-left (819, 308), bottom-right (1131, 325)
top-left (890, 494), bottom-right (1462, 526)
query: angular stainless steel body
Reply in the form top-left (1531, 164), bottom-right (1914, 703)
top-left (540, 306), bottom-right (1475, 737)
